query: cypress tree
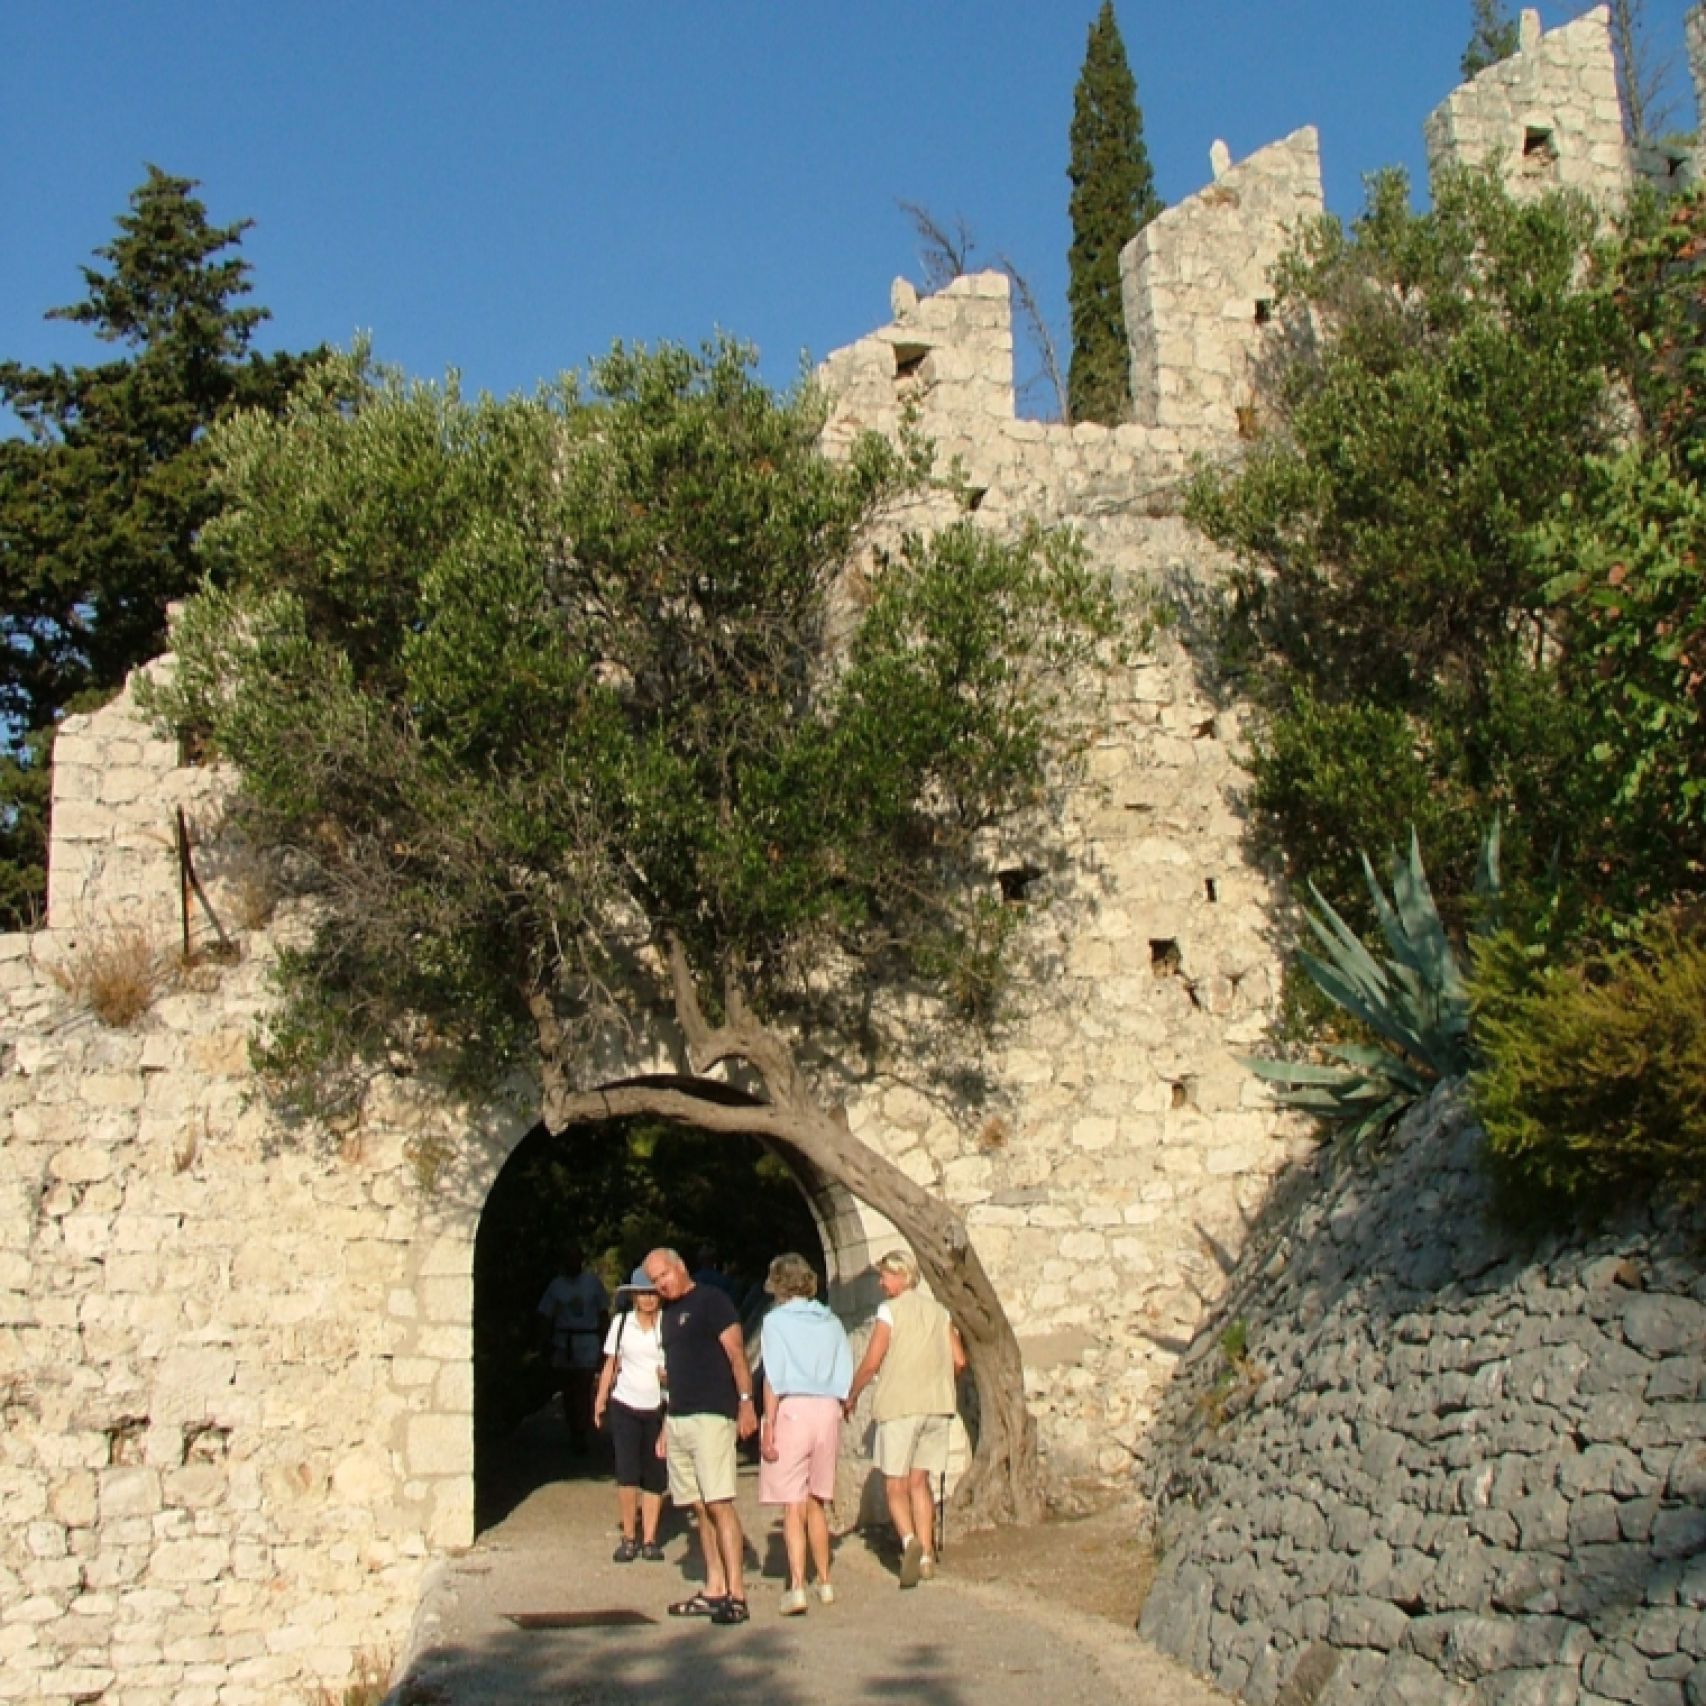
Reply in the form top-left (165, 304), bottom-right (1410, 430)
top-left (1066, 2), bottom-right (1161, 426)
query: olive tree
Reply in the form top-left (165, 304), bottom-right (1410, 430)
top-left (150, 339), bottom-right (1122, 1524)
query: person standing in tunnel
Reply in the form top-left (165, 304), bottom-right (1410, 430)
top-left (594, 1267), bottom-right (669, 1561)
top-left (536, 1243), bottom-right (609, 1454)
top-left (645, 1245), bottom-right (759, 1626)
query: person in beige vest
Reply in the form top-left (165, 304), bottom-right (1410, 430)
top-left (844, 1249), bottom-right (966, 1588)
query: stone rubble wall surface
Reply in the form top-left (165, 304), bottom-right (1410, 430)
top-left (1692, 6), bottom-right (1706, 184)
top-left (1137, 1086), bottom-right (1706, 1706)
top-left (1424, 6), bottom-right (1633, 206)
top-left (1120, 128), bottom-right (1323, 443)
top-left (815, 272), bottom-right (1316, 1474)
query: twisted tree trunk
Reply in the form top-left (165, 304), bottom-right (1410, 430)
top-left (534, 946), bottom-right (1045, 1529)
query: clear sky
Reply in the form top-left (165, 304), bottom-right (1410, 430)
top-left (3, 2), bottom-right (1700, 413)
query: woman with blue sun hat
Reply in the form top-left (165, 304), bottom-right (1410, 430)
top-left (594, 1265), bottom-right (670, 1562)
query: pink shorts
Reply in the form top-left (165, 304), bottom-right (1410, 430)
top-left (759, 1395), bottom-right (842, 1506)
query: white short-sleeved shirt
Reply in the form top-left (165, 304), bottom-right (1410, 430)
top-left (603, 1312), bottom-right (665, 1410)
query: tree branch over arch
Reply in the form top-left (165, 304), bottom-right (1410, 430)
top-left (145, 338), bottom-right (1126, 1524)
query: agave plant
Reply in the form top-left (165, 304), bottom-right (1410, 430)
top-left (1246, 823), bottom-right (1499, 1151)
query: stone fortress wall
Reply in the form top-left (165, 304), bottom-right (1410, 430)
top-left (1138, 1090), bottom-right (1706, 1706)
top-left (1, 6), bottom-right (1700, 1700)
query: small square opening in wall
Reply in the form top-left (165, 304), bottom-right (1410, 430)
top-left (892, 342), bottom-right (931, 381)
top-left (1168, 1078), bottom-right (1197, 1110)
top-left (1204, 876), bottom-right (1218, 904)
top-left (1522, 126), bottom-right (1557, 161)
top-left (1254, 298), bottom-right (1274, 325)
top-left (1149, 937), bottom-right (1182, 977)
top-left (998, 864), bottom-right (1043, 905)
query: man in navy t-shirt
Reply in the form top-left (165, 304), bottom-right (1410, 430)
top-left (643, 1246), bottom-right (758, 1626)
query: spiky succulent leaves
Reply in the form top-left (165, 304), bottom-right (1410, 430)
top-left (1474, 813), bottom-right (1504, 935)
top-left (1245, 825), bottom-right (1489, 1149)
top-left (1363, 830), bottom-right (1472, 1072)
top-left (1245, 1042), bottom-right (1432, 1151)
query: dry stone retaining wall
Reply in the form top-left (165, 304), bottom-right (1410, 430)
top-left (1137, 1086), bottom-right (1706, 1706)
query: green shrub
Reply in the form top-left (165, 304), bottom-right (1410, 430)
top-left (1248, 688), bottom-right (1465, 930)
top-left (1471, 913), bottom-right (1706, 1213)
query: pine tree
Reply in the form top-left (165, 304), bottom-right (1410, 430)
top-left (1066, 2), bottom-right (1161, 426)
top-left (0, 167), bottom-right (318, 927)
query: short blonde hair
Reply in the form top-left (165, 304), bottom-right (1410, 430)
top-left (875, 1249), bottom-right (918, 1287)
top-left (765, 1252), bottom-right (819, 1301)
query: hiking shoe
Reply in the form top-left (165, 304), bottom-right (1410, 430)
top-left (814, 1582), bottom-right (836, 1605)
top-left (899, 1534), bottom-right (924, 1589)
top-left (779, 1587), bottom-right (809, 1617)
top-left (612, 1536), bottom-right (639, 1563)
top-left (919, 1554), bottom-right (936, 1581)
top-left (639, 1541), bottom-right (666, 1562)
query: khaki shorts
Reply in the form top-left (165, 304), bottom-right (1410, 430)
top-left (874, 1413), bottom-right (950, 1478)
top-left (666, 1411), bottom-right (738, 1506)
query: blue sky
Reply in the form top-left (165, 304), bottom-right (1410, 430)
top-left (3, 2), bottom-right (1700, 411)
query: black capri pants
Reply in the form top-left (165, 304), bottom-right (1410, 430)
top-left (607, 1399), bottom-right (667, 1493)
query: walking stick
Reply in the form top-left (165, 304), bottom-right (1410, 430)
top-left (936, 1468), bottom-right (947, 1557)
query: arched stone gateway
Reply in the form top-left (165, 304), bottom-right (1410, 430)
top-left (419, 1090), bottom-right (890, 1544)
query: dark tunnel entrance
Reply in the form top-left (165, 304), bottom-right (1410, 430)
top-left (471, 1115), bottom-right (829, 1533)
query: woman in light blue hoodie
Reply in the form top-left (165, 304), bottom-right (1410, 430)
top-left (758, 1252), bottom-right (854, 1616)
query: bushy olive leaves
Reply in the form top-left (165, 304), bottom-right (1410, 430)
top-left (151, 341), bottom-right (1120, 1115)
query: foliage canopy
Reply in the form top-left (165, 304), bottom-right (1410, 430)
top-left (152, 339), bottom-right (1121, 1121)
top-left (1186, 169), bottom-right (1706, 926)
top-left (1204, 166), bottom-right (1706, 1206)
top-left (1471, 913), bottom-right (1706, 1214)
top-left (1461, 0), bottom-right (1520, 78)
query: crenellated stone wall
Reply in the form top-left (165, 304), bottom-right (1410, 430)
top-left (1424, 6), bottom-right (1633, 206)
top-left (1120, 128), bottom-right (1324, 445)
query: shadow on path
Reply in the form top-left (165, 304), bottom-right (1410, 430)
top-left (403, 1408), bottom-right (1227, 1706)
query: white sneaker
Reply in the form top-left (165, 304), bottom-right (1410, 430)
top-left (899, 1533), bottom-right (924, 1589)
top-left (814, 1582), bottom-right (835, 1605)
top-left (919, 1554), bottom-right (936, 1581)
top-left (779, 1587), bottom-right (809, 1617)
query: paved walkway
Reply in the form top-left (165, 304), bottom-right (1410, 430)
top-left (395, 1417), bottom-right (1225, 1706)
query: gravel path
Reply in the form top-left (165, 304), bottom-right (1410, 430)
top-left (393, 1418), bottom-right (1225, 1706)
